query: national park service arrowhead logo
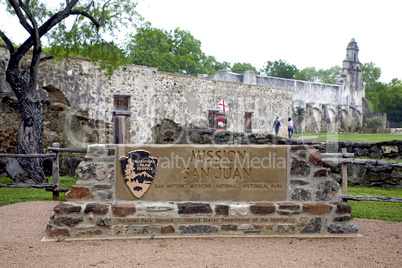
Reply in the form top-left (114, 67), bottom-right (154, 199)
top-left (120, 150), bottom-right (158, 199)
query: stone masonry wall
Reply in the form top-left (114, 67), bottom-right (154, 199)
top-left (152, 119), bottom-right (402, 188)
top-left (1, 45), bottom-right (293, 148)
top-left (44, 143), bottom-right (358, 240)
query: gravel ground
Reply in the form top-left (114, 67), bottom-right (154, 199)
top-left (0, 201), bottom-right (401, 268)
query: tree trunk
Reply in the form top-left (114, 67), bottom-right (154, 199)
top-left (6, 66), bottom-right (47, 183)
top-left (16, 97), bottom-right (47, 183)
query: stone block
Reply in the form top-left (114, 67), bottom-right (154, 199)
top-left (76, 229), bottom-right (103, 237)
top-left (230, 204), bottom-right (249, 216)
top-left (53, 216), bottom-right (83, 226)
top-left (45, 224), bottom-right (70, 237)
top-left (276, 224), bottom-right (295, 233)
top-left (300, 218), bottom-right (322, 233)
top-left (315, 180), bottom-right (340, 201)
top-left (96, 216), bottom-right (112, 226)
top-left (314, 168), bottom-right (331, 177)
top-left (221, 224), bottom-right (237, 231)
top-left (84, 203), bottom-right (109, 214)
top-left (278, 203), bottom-right (300, 210)
top-left (53, 203), bottom-right (82, 214)
top-left (65, 186), bottom-right (94, 200)
top-left (290, 158), bottom-right (310, 176)
top-left (333, 202), bottom-right (352, 214)
top-left (291, 188), bottom-right (311, 201)
top-left (303, 204), bottom-right (333, 214)
top-left (111, 225), bottom-right (129, 236)
top-left (87, 144), bottom-right (107, 156)
top-left (161, 225), bottom-right (175, 234)
top-left (327, 224), bottom-right (359, 234)
top-left (309, 150), bottom-right (323, 166)
top-left (250, 203), bottom-right (275, 215)
top-left (177, 203), bottom-right (213, 214)
top-left (215, 205), bottom-right (229, 216)
top-left (112, 204), bottom-right (136, 217)
top-left (333, 216), bottom-right (352, 222)
top-left (290, 179), bottom-right (310, 185)
top-left (264, 224), bottom-right (274, 233)
top-left (178, 225), bottom-right (219, 234)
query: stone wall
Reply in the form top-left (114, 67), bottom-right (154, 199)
top-left (0, 45), bottom-right (293, 149)
top-left (153, 119), bottom-right (402, 188)
top-left (43, 143), bottom-right (359, 241)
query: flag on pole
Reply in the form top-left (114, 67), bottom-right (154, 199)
top-left (218, 99), bottom-right (229, 112)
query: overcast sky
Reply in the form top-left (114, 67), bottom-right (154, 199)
top-left (1, 0), bottom-right (400, 82)
top-left (136, 0), bottom-right (401, 82)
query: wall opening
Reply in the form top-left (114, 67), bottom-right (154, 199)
top-left (113, 95), bottom-right (132, 144)
top-left (244, 111), bottom-right (253, 133)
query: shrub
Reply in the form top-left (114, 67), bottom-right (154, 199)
top-left (366, 116), bottom-right (384, 133)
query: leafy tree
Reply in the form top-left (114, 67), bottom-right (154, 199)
top-left (231, 62), bottom-right (257, 74)
top-left (126, 25), bottom-right (227, 76)
top-left (294, 66), bottom-right (317, 82)
top-left (379, 79), bottom-right (402, 122)
top-left (201, 55), bottom-right (231, 75)
top-left (295, 65), bottom-right (341, 84)
top-left (0, 0), bottom-right (142, 183)
top-left (316, 65), bottom-right (341, 84)
top-left (361, 62), bottom-right (381, 92)
top-left (365, 116), bottom-right (384, 133)
top-left (260, 59), bottom-right (298, 79)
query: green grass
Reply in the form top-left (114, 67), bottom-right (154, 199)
top-left (344, 186), bottom-right (402, 222)
top-left (292, 132), bottom-right (402, 142)
top-left (0, 176), bottom-right (76, 207)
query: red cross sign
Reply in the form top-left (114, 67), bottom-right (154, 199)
top-left (218, 99), bottom-right (229, 112)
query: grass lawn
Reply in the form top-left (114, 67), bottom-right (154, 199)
top-left (0, 176), bottom-right (76, 207)
top-left (0, 176), bottom-right (401, 222)
top-left (344, 186), bottom-right (402, 222)
top-left (292, 132), bottom-right (402, 142)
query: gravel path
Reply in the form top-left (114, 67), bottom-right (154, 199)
top-left (1, 201), bottom-right (401, 268)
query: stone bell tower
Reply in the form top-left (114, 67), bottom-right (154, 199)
top-left (336, 38), bottom-right (365, 128)
top-left (337, 38), bottom-right (365, 106)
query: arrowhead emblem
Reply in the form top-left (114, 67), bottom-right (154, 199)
top-left (120, 150), bottom-right (158, 199)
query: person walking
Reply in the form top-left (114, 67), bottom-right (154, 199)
top-left (273, 117), bottom-right (281, 136)
top-left (288, 117), bottom-right (294, 138)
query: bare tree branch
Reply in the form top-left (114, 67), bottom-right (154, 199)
top-left (9, 0), bottom-right (33, 34)
top-left (0, 31), bottom-right (15, 54)
top-left (70, 9), bottom-right (102, 28)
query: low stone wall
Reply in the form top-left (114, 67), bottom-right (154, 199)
top-left (43, 144), bottom-right (359, 241)
top-left (152, 119), bottom-right (402, 188)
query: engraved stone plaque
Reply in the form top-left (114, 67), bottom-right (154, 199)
top-left (116, 145), bottom-right (288, 201)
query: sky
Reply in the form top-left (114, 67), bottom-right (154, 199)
top-left (1, 0), bottom-right (401, 82)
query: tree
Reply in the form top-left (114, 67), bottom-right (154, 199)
top-left (126, 25), bottom-right (227, 76)
top-left (294, 65), bottom-right (341, 84)
top-left (260, 59), bottom-right (298, 79)
top-left (231, 62), bottom-right (257, 74)
top-left (361, 62), bottom-right (381, 92)
top-left (0, 0), bottom-right (142, 183)
top-left (366, 116), bottom-right (384, 133)
top-left (380, 79), bottom-right (402, 122)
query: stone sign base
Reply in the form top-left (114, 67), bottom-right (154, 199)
top-left (43, 200), bottom-right (359, 241)
top-left (43, 144), bottom-right (359, 241)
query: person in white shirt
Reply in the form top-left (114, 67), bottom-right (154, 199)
top-left (288, 117), bottom-right (294, 138)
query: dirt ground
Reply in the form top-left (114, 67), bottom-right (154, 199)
top-left (0, 201), bottom-right (401, 268)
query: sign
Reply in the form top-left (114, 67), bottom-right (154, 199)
top-left (116, 145), bottom-right (288, 201)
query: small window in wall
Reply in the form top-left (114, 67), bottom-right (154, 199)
top-left (208, 109), bottom-right (227, 130)
top-left (244, 111), bottom-right (253, 133)
top-left (113, 95), bottom-right (132, 144)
